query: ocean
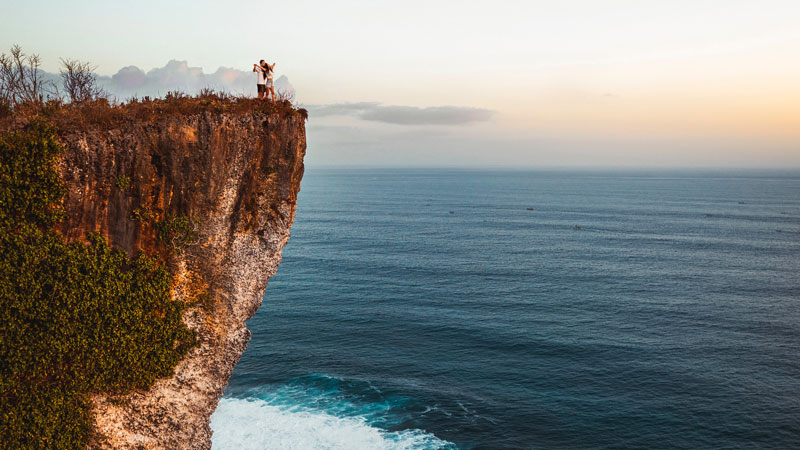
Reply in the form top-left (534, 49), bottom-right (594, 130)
top-left (210, 168), bottom-right (800, 449)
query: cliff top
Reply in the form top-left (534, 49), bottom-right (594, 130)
top-left (0, 90), bottom-right (308, 134)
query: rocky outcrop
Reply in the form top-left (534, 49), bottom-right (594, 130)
top-left (54, 110), bottom-right (306, 449)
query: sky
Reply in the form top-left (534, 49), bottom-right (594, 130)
top-left (2, 0), bottom-right (800, 168)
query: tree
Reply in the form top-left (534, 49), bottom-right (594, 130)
top-left (60, 58), bottom-right (106, 103)
top-left (0, 45), bottom-right (57, 108)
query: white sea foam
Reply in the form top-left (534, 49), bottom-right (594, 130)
top-left (210, 396), bottom-right (455, 450)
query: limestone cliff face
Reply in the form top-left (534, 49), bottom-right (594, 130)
top-left (54, 111), bottom-right (306, 449)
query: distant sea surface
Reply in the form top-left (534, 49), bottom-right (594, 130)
top-left (210, 169), bottom-right (800, 449)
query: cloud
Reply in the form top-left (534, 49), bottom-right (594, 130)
top-left (307, 102), bottom-right (494, 126)
top-left (93, 60), bottom-right (294, 99)
top-left (310, 102), bottom-right (381, 117)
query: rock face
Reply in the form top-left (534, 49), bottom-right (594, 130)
top-left (54, 111), bottom-right (306, 449)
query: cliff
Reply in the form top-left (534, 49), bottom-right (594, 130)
top-left (53, 106), bottom-right (306, 448)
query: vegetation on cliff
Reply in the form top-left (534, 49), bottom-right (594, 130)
top-left (0, 120), bottom-right (197, 448)
top-left (1, 45), bottom-right (307, 133)
top-left (2, 90), bottom-right (305, 135)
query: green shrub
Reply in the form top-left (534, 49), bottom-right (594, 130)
top-left (131, 205), bottom-right (156, 223)
top-left (0, 120), bottom-right (65, 230)
top-left (154, 214), bottom-right (199, 253)
top-left (115, 175), bottom-right (130, 190)
top-left (0, 119), bottom-right (196, 448)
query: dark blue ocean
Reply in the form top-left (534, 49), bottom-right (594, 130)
top-left (210, 169), bottom-right (800, 450)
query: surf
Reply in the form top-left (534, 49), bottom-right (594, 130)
top-left (210, 375), bottom-right (456, 450)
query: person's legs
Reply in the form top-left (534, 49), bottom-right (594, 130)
top-left (257, 84), bottom-right (266, 99)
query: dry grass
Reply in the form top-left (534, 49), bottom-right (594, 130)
top-left (0, 89), bottom-right (307, 133)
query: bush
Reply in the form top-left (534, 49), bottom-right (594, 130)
top-left (0, 45), bottom-right (57, 108)
top-left (115, 175), bottom-right (130, 190)
top-left (59, 58), bottom-right (107, 103)
top-left (154, 214), bottom-right (199, 253)
top-left (0, 120), bottom-right (197, 448)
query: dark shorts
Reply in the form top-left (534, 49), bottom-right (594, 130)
top-left (257, 84), bottom-right (267, 93)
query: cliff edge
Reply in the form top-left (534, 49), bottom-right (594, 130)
top-left (53, 105), bottom-right (305, 448)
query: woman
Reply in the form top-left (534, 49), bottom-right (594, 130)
top-left (262, 60), bottom-right (276, 100)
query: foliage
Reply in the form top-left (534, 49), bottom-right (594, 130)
top-left (0, 120), bottom-right (65, 230)
top-left (115, 175), bottom-right (130, 191)
top-left (131, 205), bottom-right (156, 223)
top-left (0, 120), bottom-right (197, 448)
top-left (154, 214), bottom-right (199, 253)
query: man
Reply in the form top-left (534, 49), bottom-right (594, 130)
top-left (253, 60), bottom-right (268, 99)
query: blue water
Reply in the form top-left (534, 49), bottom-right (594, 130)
top-left (211, 169), bottom-right (800, 449)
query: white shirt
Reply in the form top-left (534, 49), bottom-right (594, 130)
top-left (256, 67), bottom-right (267, 85)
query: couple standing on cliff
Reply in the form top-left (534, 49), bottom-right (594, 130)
top-left (253, 60), bottom-right (276, 100)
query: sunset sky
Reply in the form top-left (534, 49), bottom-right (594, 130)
top-left (3, 0), bottom-right (800, 167)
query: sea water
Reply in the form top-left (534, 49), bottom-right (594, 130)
top-left (210, 169), bottom-right (800, 449)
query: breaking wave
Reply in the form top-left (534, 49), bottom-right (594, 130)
top-left (210, 374), bottom-right (457, 450)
